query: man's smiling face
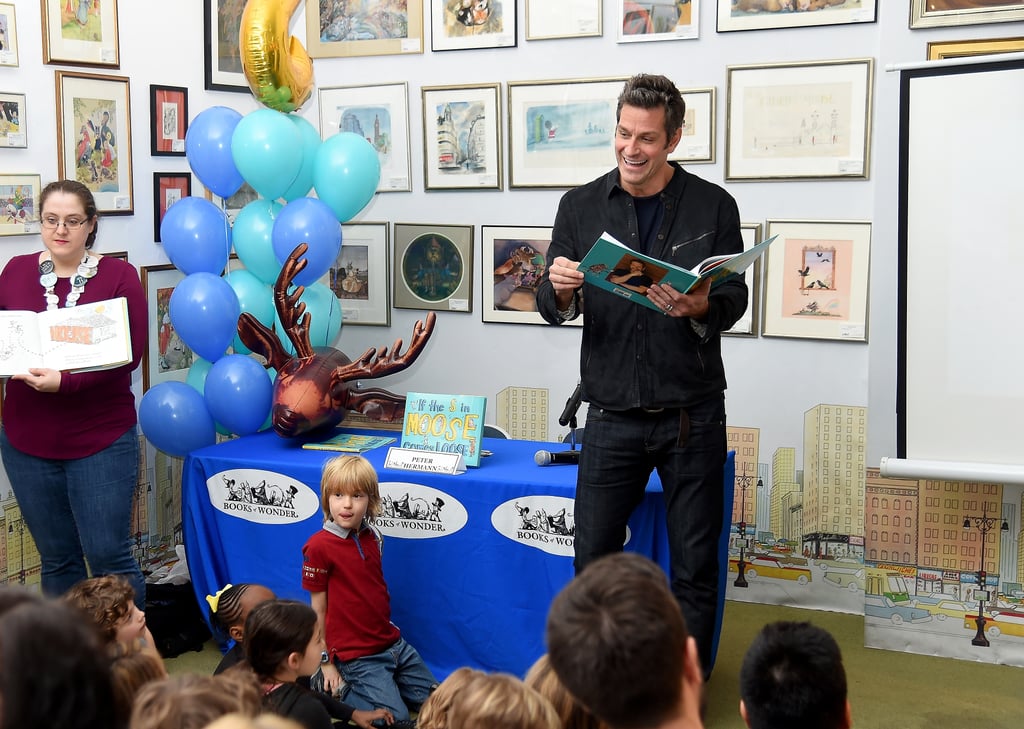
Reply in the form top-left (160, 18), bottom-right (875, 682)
top-left (614, 104), bottom-right (681, 198)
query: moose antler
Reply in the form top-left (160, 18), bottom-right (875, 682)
top-left (276, 243), bottom-right (314, 360)
top-left (334, 311), bottom-right (437, 385)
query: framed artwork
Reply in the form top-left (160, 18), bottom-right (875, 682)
top-left (149, 85), bottom-right (188, 156)
top-left (717, 0), bottom-right (876, 32)
top-left (393, 223), bottom-right (473, 312)
top-left (320, 222), bottom-right (391, 327)
top-left (204, 0), bottom-right (249, 92)
top-left (0, 173), bottom-right (40, 237)
top-left (762, 219), bottom-right (871, 342)
top-left (99, 249), bottom-right (128, 261)
top-left (525, 0), bottom-right (600, 39)
top-left (726, 58), bottom-right (873, 181)
top-left (508, 77), bottom-right (627, 188)
top-left (41, 0), bottom-right (119, 67)
top-left (319, 83), bottom-right (412, 192)
top-left (911, 0), bottom-right (1024, 28)
top-left (928, 36), bottom-right (1024, 60)
top-left (618, 0), bottom-right (699, 42)
top-left (431, 0), bottom-right (516, 51)
top-left (421, 84), bottom-right (502, 191)
top-left (204, 182), bottom-right (259, 224)
top-left (153, 172), bottom-right (191, 242)
top-left (141, 264), bottom-right (194, 391)
top-left (305, 0), bottom-right (424, 58)
top-left (0, 3), bottom-right (19, 67)
top-left (0, 91), bottom-right (26, 148)
top-left (722, 223), bottom-right (762, 338)
top-left (671, 87), bottom-right (715, 164)
top-left (56, 70), bottom-right (134, 215)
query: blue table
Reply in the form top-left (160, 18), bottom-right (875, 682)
top-left (182, 430), bottom-right (733, 679)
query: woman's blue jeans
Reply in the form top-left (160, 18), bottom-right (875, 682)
top-left (0, 427), bottom-right (145, 607)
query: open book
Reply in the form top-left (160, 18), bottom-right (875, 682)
top-left (0, 297), bottom-right (132, 376)
top-left (579, 232), bottom-right (776, 313)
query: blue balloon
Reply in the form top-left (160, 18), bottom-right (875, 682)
top-left (224, 269), bottom-right (275, 354)
top-left (282, 115), bottom-right (322, 202)
top-left (161, 196), bottom-right (231, 275)
top-left (271, 197), bottom-right (342, 287)
top-left (231, 109), bottom-right (303, 201)
top-left (233, 199), bottom-right (284, 285)
top-left (313, 132), bottom-right (381, 223)
top-left (185, 357), bottom-right (232, 436)
top-left (139, 382), bottom-right (217, 457)
top-left (204, 354), bottom-right (273, 436)
top-left (186, 106), bottom-right (244, 199)
top-left (274, 281), bottom-right (342, 353)
top-left (169, 272), bottom-right (241, 363)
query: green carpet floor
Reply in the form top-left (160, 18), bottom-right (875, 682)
top-left (166, 600), bottom-right (1024, 728)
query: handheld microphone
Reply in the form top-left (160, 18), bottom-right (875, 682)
top-left (534, 449), bottom-right (581, 466)
top-left (559, 383), bottom-right (584, 427)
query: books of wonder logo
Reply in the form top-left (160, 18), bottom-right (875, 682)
top-left (370, 482), bottom-right (467, 539)
top-left (207, 469), bottom-right (320, 524)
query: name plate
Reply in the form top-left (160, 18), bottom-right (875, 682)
top-left (384, 447), bottom-right (466, 475)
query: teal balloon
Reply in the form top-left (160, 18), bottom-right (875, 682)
top-left (282, 115), bottom-right (322, 202)
top-left (160, 196), bottom-right (231, 275)
top-left (185, 106), bottom-right (244, 199)
top-left (233, 199), bottom-right (284, 285)
top-left (225, 269), bottom-right (274, 354)
top-left (169, 272), bottom-right (241, 363)
top-left (231, 109), bottom-right (303, 201)
top-left (313, 132), bottom-right (381, 223)
top-left (274, 282), bottom-right (342, 353)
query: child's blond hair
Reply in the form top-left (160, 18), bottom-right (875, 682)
top-left (447, 672), bottom-right (561, 729)
top-left (320, 455), bottom-right (381, 520)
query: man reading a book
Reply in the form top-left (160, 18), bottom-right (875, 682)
top-left (535, 73), bottom-right (748, 679)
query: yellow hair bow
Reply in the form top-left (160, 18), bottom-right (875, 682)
top-left (206, 584), bottom-right (233, 613)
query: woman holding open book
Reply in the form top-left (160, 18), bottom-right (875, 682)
top-left (0, 179), bottom-right (148, 606)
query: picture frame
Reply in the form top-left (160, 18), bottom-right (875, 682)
top-left (927, 36), bottom-right (1024, 60)
top-left (0, 173), bottom-right (40, 237)
top-left (762, 219), bottom-right (871, 342)
top-left (525, 0), bottom-right (601, 39)
top-left (204, 182), bottom-right (259, 224)
top-left (153, 173), bottom-right (191, 242)
top-left (671, 87), bottom-right (715, 164)
top-left (0, 91), bottom-right (26, 148)
top-left (722, 223), bottom-right (761, 338)
top-left (911, 0), bottom-right (1024, 29)
top-left (319, 83), bottom-right (412, 192)
top-left (305, 0), bottom-right (424, 58)
top-left (717, 0), bottom-right (876, 32)
top-left (141, 263), bottom-right (194, 391)
top-left (99, 249), bottom-right (129, 261)
top-left (0, 3), bottom-right (19, 67)
top-left (204, 0), bottom-right (249, 92)
top-left (41, 0), bottom-right (119, 68)
top-left (431, 0), bottom-right (516, 51)
top-left (149, 85), bottom-right (188, 156)
top-left (393, 223), bottom-right (473, 312)
top-left (726, 58), bottom-right (873, 181)
top-left (421, 83), bottom-right (502, 191)
top-left (508, 77), bottom-right (627, 189)
top-left (320, 222), bottom-right (391, 327)
top-left (56, 70), bottom-right (134, 215)
top-left (618, 0), bottom-right (699, 43)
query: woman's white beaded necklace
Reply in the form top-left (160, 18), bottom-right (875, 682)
top-left (39, 252), bottom-right (99, 310)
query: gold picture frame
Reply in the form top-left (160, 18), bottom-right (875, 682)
top-left (305, 0), bottom-right (424, 58)
top-left (0, 3), bottom-right (19, 67)
top-left (42, 0), bottom-right (120, 68)
top-left (927, 36), bottom-right (1024, 60)
top-left (911, 0), bottom-right (1024, 29)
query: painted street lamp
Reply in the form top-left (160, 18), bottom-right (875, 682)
top-left (962, 506), bottom-right (1009, 647)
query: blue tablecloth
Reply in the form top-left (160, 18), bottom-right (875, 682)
top-left (182, 430), bottom-right (733, 679)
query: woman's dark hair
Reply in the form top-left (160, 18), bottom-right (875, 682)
top-left (39, 179), bottom-right (99, 249)
top-left (243, 599), bottom-right (317, 681)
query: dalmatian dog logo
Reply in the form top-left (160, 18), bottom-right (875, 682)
top-left (372, 482), bottom-right (467, 539)
top-left (207, 469), bottom-right (320, 525)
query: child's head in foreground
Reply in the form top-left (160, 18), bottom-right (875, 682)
top-left (320, 455), bottom-right (382, 525)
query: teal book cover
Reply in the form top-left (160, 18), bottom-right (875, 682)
top-left (400, 392), bottom-right (488, 467)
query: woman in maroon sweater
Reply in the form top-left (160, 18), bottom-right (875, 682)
top-left (0, 180), bottom-right (147, 606)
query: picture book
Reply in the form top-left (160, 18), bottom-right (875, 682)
top-left (400, 392), bottom-right (487, 468)
top-left (301, 432), bottom-right (397, 453)
top-left (578, 232), bottom-right (776, 313)
top-left (0, 297), bottom-right (132, 377)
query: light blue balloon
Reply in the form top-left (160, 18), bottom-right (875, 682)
top-left (204, 354), bottom-right (273, 436)
top-left (282, 115), bottom-right (322, 202)
top-left (185, 106), bottom-right (244, 199)
top-left (271, 197), bottom-right (342, 287)
top-left (185, 357), bottom-right (232, 436)
top-left (160, 196), bottom-right (231, 275)
top-left (169, 272), bottom-right (241, 363)
top-left (313, 132), bottom-right (381, 223)
top-left (139, 382), bottom-right (217, 457)
top-left (274, 282), bottom-right (342, 353)
top-left (224, 269), bottom-right (274, 354)
top-left (233, 199), bottom-right (285, 285)
top-left (231, 108), bottom-right (303, 201)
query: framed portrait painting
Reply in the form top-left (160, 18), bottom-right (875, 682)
top-left (393, 223), bottom-right (473, 312)
top-left (0, 91), bottom-right (26, 148)
top-left (42, 0), bottom-right (119, 67)
top-left (722, 223), bottom-right (761, 338)
top-left (150, 85), bottom-right (188, 156)
top-left (618, 0), bottom-right (699, 42)
top-left (671, 87), bottom-right (715, 164)
top-left (525, 0), bottom-right (601, 39)
top-left (717, 0), bottom-right (876, 32)
top-left (0, 3), bottom-right (19, 67)
top-left (431, 0), bottom-right (516, 51)
top-left (56, 70), bottom-right (134, 214)
top-left (204, 0), bottom-right (249, 92)
top-left (141, 264), bottom-right (195, 391)
top-left (320, 222), bottom-right (391, 327)
top-left (153, 173), bottom-right (191, 242)
top-left (305, 0), bottom-right (424, 58)
top-left (0, 173), bottom-right (40, 237)
top-left (421, 83), bottom-right (502, 190)
top-left (762, 219), bottom-right (871, 342)
top-left (911, 0), bottom-right (1024, 28)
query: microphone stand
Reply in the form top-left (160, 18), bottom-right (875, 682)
top-left (559, 383), bottom-right (583, 452)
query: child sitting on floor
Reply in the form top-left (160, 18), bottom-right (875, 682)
top-left (208, 582), bottom-right (278, 675)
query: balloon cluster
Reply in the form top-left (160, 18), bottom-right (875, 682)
top-left (139, 104), bottom-right (382, 457)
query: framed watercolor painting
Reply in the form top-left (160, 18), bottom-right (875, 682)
top-left (0, 173), bottom-right (40, 237)
top-left (525, 0), bottom-right (601, 39)
top-left (0, 3), bottom-right (19, 67)
top-left (722, 223), bottom-right (762, 338)
top-left (618, 0), bottom-right (699, 42)
top-left (726, 58), bottom-right (873, 181)
top-left (305, 0), bottom-right (424, 58)
top-left (42, 0), bottom-right (119, 67)
top-left (421, 83), bottom-right (502, 190)
top-left (393, 223), bottom-right (473, 312)
top-left (0, 91), bottom-right (26, 148)
top-left (717, 0), bottom-right (876, 32)
top-left (911, 0), bottom-right (1024, 28)
top-left (508, 77), bottom-right (627, 188)
top-left (320, 222), bottom-right (391, 327)
top-left (56, 70), bottom-right (134, 214)
top-left (319, 83), bottom-right (412, 192)
top-left (671, 86), bottom-right (715, 164)
top-left (141, 264), bottom-right (195, 391)
top-left (762, 219), bottom-right (871, 342)
top-left (153, 172), bottom-right (191, 242)
top-left (431, 0), bottom-right (516, 51)
top-left (204, 0), bottom-right (249, 92)
top-left (149, 85), bottom-right (188, 156)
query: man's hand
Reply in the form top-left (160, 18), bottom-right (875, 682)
top-left (11, 368), bottom-right (62, 392)
top-left (648, 278), bottom-right (711, 320)
top-left (352, 708), bottom-right (395, 728)
top-left (549, 256), bottom-right (584, 309)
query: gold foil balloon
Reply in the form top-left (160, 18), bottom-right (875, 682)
top-left (239, 0), bottom-right (313, 113)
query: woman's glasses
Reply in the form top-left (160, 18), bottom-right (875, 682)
top-left (40, 216), bottom-right (90, 230)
